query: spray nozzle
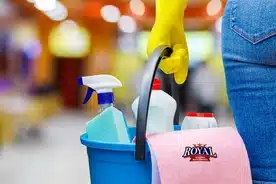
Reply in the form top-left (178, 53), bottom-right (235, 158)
top-left (77, 78), bottom-right (95, 104)
top-left (77, 75), bottom-right (122, 105)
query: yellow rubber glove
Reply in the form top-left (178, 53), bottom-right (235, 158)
top-left (147, 0), bottom-right (189, 84)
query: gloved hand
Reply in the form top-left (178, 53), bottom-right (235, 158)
top-left (147, 0), bottom-right (189, 84)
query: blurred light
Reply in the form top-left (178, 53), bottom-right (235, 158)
top-left (0, 0), bottom-right (11, 16)
top-left (11, 23), bottom-right (38, 49)
top-left (118, 33), bottom-right (137, 53)
top-left (137, 31), bottom-right (149, 59)
top-left (59, 20), bottom-right (78, 31)
top-left (49, 22), bottom-right (91, 58)
top-left (130, 0), bottom-right (145, 16)
top-left (100, 5), bottom-right (121, 23)
top-left (118, 16), bottom-right (137, 33)
top-left (26, 0), bottom-right (35, 3)
top-left (23, 40), bottom-right (42, 59)
top-left (185, 31), bottom-right (215, 62)
top-left (206, 0), bottom-right (222, 16)
top-left (215, 17), bottom-right (222, 33)
top-left (34, 0), bottom-right (56, 11)
top-left (44, 1), bottom-right (67, 21)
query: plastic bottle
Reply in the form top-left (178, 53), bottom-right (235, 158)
top-left (181, 112), bottom-right (218, 130)
top-left (78, 74), bottom-right (130, 143)
top-left (132, 78), bottom-right (176, 134)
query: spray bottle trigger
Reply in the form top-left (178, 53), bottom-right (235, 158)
top-left (83, 88), bottom-right (94, 104)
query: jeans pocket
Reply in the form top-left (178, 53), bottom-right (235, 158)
top-left (230, 0), bottom-right (276, 44)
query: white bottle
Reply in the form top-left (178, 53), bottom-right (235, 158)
top-left (181, 112), bottom-right (218, 130)
top-left (78, 75), bottom-right (130, 143)
top-left (132, 78), bottom-right (177, 134)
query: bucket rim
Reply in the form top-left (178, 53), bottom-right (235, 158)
top-left (80, 125), bottom-right (181, 151)
top-left (80, 133), bottom-right (140, 151)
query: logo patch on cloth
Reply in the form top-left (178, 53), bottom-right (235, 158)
top-left (182, 144), bottom-right (217, 161)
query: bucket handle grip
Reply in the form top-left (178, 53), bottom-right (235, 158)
top-left (135, 45), bottom-right (180, 161)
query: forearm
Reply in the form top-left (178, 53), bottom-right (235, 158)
top-left (155, 0), bottom-right (187, 28)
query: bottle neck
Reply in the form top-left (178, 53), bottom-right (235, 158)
top-left (98, 92), bottom-right (114, 112)
top-left (99, 103), bottom-right (113, 112)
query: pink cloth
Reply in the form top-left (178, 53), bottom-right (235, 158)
top-left (147, 127), bottom-right (252, 184)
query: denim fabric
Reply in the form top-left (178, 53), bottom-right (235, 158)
top-left (222, 0), bottom-right (276, 183)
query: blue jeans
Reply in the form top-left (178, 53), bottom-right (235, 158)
top-left (222, 0), bottom-right (276, 183)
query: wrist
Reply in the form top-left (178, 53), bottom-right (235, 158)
top-left (155, 0), bottom-right (186, 25)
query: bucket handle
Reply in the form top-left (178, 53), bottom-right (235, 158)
top-left (135, 45), bottom-right (180, 161)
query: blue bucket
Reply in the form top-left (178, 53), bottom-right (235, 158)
top-left (80, 126), bottom-right (181, 184)
top-left (80, 46), bottom-right (179, 184)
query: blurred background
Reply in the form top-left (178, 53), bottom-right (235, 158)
top-left (0, 0), bottom-right (232, 183)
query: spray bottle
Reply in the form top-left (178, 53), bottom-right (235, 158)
top-left (78, 74), bottom-right (130, 143)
